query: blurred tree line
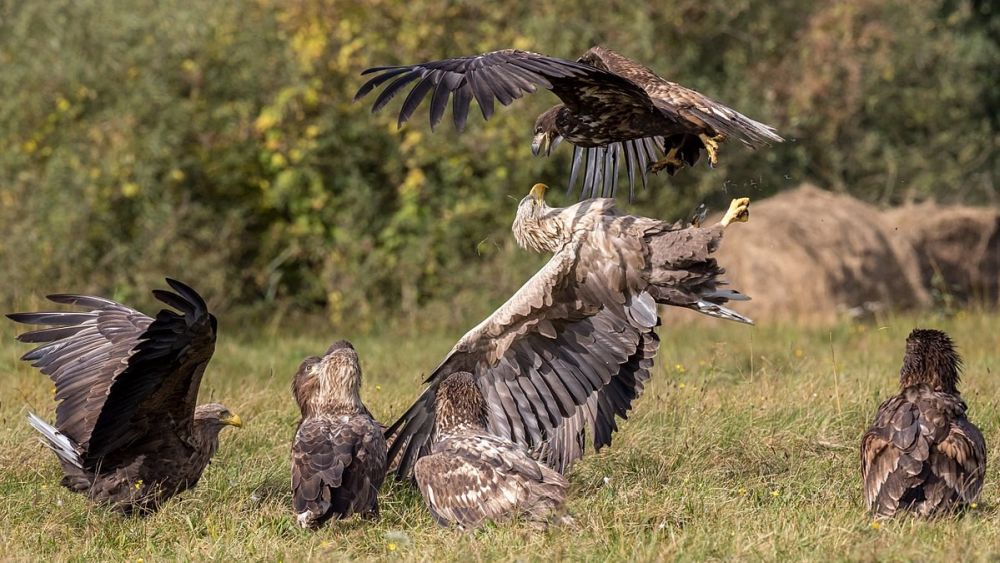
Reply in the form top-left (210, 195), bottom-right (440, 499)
top-left (0, 0), bottom-right (996, 330)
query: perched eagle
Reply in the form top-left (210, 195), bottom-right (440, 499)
top-left (8, 279), bottom-right (241, 515)
top-left (291, 340), bottom-right (387, 528)
top-left (861, 329), bottom-right (986, 518)
top-left (355, 46), bottom-right (783, 199)
top-left (414, 372), bottom-right (569, 529)
top-left (386, 185), bottom-right (751, 477)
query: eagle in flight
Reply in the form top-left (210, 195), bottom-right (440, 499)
top-left (385, 184), bottom-right (752, 478)
top-left (355, 46), bottom-right (783, 199)
top-left (860, 329), bottom-right (986, 518)
top-left (8, 279), bottom-right (242, 514)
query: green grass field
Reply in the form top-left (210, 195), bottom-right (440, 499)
top-left (2, 310), bottom-right (998, 561)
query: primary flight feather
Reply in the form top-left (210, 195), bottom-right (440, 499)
top-left (356, 46), bottom-right (783, 199)
top-left (9, 279), bottom-right (241, 514)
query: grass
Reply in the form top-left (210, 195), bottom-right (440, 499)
top-left (2, 309), bottom-right (1000, 561)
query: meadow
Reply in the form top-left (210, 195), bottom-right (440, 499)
top-left (2, 309), bottom-right (998, 561)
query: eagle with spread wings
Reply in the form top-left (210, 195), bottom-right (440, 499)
top-left (8, 279), bottom-right (242, 514)
top-left (386, 185), bottom-right (752, 478)
top-left (860, 329), bottom-right (986, 518)
top-left (291, 340), bottom-right (387, 528)
top-left (355, 46), bottom-right (783, 199)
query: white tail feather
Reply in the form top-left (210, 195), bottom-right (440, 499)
top-left (26, 412), bottom-right (83, 469)
top-left (702, 289), bottom-right (751, 302)
top-left (692, 301), bottom-right (754, 325)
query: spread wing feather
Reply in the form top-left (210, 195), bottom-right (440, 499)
top-left (9, 296), bottom-right (152, 450)
top-left (581, 46), bottom-right (783, 148)
top-left (356, 49), bottom-right (653, 131)
top-left (534, 330), bottom-right (659, 473)
top-left (387, 235), bottom-right (659, 477)
top-left (357, 49), bottom-right (660, 198)
top-left (7, 279), bottom-right (216, 466)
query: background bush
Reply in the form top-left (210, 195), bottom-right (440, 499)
top-left (0, 0), bottom-right (996, 330)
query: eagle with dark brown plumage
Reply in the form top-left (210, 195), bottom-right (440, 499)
top-left (355, 46), bottom-right (783, 199)
top-left (9, 279), bottom-right (241, 515)
top-left (291, 340), bottom-right (386, 528)
top-left (386, 185), bottom-right (751, 478)
top-left (861, 329), bottom-right (986, 518)
top-left (414, 372), bottom-right (569, 529)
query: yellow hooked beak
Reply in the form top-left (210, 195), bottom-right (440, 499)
top-left (529, 183), bottom-right (548, 203)
top-left (221, 412), bottom-right (243, 428)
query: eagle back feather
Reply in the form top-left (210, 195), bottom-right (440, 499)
top-left (292, 414), bottom-right (387, 527)
top-left (413, 433), bottom-right (568, 529)
top-left (861, 386), bottom-right (986, 518)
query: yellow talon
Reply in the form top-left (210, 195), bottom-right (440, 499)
top-left (720, 197), bottom-right (750, 227)
top-left (648, 146), bottom-right (685, 175)
top-left (699, 133), bottom-right (724, 167)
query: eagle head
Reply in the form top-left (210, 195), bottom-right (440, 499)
top-left (293, 340), bottom-right (365, 416)
top-left (532, 106), bottom-right (564, 156)
top-left (900, 328), bottom-right (962, 394)
top-left (194, 403), bottom-right (243, 429)
top-left (512, 183), bottom-right (565, 253)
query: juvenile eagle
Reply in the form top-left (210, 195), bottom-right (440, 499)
top-left (386, 185), bottom-right (750, 477)
top-left (861, 329), bottom-right (986, 518)
top-left (8, 279), bottom-right (241, 514)
top-left (291, 340), bottom-right (387, 528)
top-left (356, 46), bottom-right (783, 198)
top-left (414, 372), bottom-right (569, 529)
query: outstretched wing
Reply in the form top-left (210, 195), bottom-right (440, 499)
top-left (387, 234), bottom-right (660, 477)
top-left (84, 279), bottom-right (217, 462)
top-left (292, 415), bottom-right (387, 525)
top-left (355, 49), bottom-right (654, 132)
top-left (533, 330), bottom-right (659, 473)
top-left (581, 46), bottom-right (783, 148)
top-left (413, 434), bottom-right (567, 529)
top-left (9, 295), bottom-right (153, 449)
top-left (356, 49), bottom-right (664, 200)
top-left (9, 279), bottom-right (217, 466)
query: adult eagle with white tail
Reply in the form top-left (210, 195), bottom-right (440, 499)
top-left (356, 46), bottom-right (782, 199)
top-left (386, 185), bottom-right (752, 478)
top-left (8, 279), bottom-right (241, 514)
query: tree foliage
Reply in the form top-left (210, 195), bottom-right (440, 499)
top-left (0, 0), bottom-right (995, 328)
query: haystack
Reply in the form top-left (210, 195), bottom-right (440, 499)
top-left (884, 203), bottom-right (1000, 305)
top-left (684, 185), bottom-right (930, 324)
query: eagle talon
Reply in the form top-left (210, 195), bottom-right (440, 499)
top-left (699, 133), bottom-right (725, 167)
top-left (647, 147), bottom-right (685, 175)
top-left (720, 197), bottom-right (750, 227)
